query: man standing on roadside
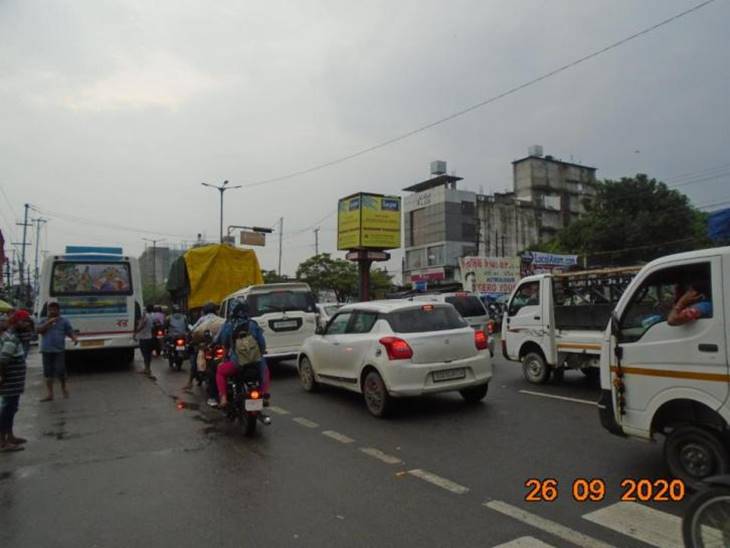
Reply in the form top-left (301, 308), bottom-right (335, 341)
top-left (37, 302), bottom-right (77, 402)
top-left (0, 310), bottom-right (32, 452)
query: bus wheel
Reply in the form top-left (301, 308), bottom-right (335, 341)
top-left (664, 426), bottom-right (730, 488)
top-left (522, 352), bottom-right (549, 384)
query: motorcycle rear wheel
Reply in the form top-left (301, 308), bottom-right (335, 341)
top-left (682, 486), bottom-right (730, 547)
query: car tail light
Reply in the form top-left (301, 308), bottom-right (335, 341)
top-left (474, 330), bottom-right (488, 350)
top-left (379, 337), bottom-right (413, 360)
top-left (176, 338), bottom-right (185, 346)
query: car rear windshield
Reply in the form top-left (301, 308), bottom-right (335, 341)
top-left (386, 306), bottom-right (467, 333)
top-left (445, 295), bottom-right (486, 318)
top-left (246, 291), bottom-right (316, 316)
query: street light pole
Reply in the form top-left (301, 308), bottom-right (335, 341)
top-left (201, 181), bottom-right (243, 243)
top-left (143, 238), bottom-right (165, 300)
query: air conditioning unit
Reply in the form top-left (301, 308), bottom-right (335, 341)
top-left (528, 145), bottom-right (543, 157)
top-left (430, 160), bottom-right (447, 175)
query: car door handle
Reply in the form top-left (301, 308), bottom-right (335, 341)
top-left (698, 344), bottom-right (719, 353)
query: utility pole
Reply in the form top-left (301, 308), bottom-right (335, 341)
top-left (201, 180), bottom-right (242, 243)
top-left (277, 217), bottom-right (284, 276)
top-left (32, 217), bottom-right (47, 296)
top-left (12, 203), bottom-right (32, 304)
top-left (314, 227), bottom-right (320, 256)
top-left (143, 238), bottom-right (165, 299)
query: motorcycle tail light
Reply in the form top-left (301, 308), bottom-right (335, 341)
top-left (249, 390), bottom-right (261, 400)
top-left (214, 347), bottom-right (225, 358)
top-left (176, 338), bottom-right (185, 346)
top-left (474, 330), bottom-right (488, 350)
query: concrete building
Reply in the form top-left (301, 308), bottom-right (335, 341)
top-left (402, 148), bottom-right (597, 285)
top-left (139, 246), bottom-right (185, 288)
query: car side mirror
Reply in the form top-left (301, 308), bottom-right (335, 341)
top-left (315, 325), bottom-right (325, 335)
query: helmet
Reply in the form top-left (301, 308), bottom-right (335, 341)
top-left (203, 302), bottom-right (217, 315)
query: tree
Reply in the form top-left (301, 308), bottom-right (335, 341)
top-left (262, 269), bottom-right (290, 284)
top-left (543, 174), bottom-right (710, 265)
top-left (295, 254), bottom-right (394, 301)
top-left (143, 283), bottom-right (171, 306)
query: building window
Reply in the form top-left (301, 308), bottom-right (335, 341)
top-left (461, 201), bottom-right (475, 215)
top-left (462, 223), bottom-right (476, 241)
top-left (405, 249), bottom-right (425, 270)
top-left (426, 245), bottom-right (444, 266)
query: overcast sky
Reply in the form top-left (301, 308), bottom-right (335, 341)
top-left (1, 0), bottom-right (728, 278)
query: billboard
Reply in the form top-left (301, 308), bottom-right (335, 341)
top-left (520, 251), bottom-right (578, 276)
top-left (337, 193), bottom-right (401, 250)
top-left (459, 256), bottom-right (520, 296)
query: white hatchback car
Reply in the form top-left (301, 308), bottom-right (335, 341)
top-left (298, 300), bottom-right (492, 417)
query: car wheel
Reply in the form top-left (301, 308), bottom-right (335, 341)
top-left (460, 383), bottom-right (489, 404)
top-left (522, 352), bottom-right (549, 384)
top-left (363, 370), bottom-right (391, 418)
top-left (664, 425), bottom-right (730, 489)
top-left (299, 356), bottom-right (319, 393)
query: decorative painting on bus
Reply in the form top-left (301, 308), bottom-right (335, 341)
top-left (51, 262), bottom-right (132, 296)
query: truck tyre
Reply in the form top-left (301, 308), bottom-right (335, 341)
top-left (551, 367), bottom-right (565, 383)
top-left (522, 352), bottom-right (549, 384)
top-left (664, 426), bottom-right (730, 489)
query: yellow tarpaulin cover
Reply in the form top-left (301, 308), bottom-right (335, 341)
top-left (184, 244), bottom-right (263, 309)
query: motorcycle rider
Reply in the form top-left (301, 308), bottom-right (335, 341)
top-left (165, 305), bottom-right (188, 338)
top-left (151, 305), bottom-right (165, 357)
top-left (183, 302), bottom-right (219, 393)
top-left (214, 301), bottom-right (270, 408)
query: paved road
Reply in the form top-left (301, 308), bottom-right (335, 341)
top-left (0, 349), bottom-right (688, 548)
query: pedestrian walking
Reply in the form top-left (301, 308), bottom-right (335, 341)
top-left (0, 310), bottom-right (33, 452)
top-left (37, 302), bottom-right (78, 402)
top-left (134, 304), bottom-right (155, 376)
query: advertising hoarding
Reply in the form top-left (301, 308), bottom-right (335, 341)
top-left (459, 257), bottom-right (520, 296)
top-left (337, 193), bottom-right (401, 250)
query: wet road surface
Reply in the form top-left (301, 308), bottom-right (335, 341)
top-left (0, 349), bottom-right (688, 547)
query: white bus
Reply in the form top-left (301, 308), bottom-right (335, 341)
top-left (36, 247), bottom-right (143, 363)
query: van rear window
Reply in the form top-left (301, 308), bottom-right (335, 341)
top-left (51, 262), bottom-right (132, 296)
top-left (386, 306), bottom-right (467, 333)
top-left (445, 296), bottom-right (487, 318)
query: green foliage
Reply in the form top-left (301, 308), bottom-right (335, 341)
top-left (261, 270), bottom-right (290, 284)
top-left (542, 174), bottom-right (711, 265)
top-left (295, 253), bottom-right (394, 301)
top-left (143, 284), bottom-right (170, 307)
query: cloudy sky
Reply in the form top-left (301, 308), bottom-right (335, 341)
top-left (1, 0), bottom-right (728, 278)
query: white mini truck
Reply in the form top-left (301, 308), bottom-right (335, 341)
top-left (599, 246), bottom-right (730, 486)
top-left (502, 267), bottom-right (638, 383)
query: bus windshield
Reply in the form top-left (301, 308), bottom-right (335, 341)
top-left (51, 262), bottom-right (132, 296)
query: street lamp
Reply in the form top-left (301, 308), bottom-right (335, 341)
top-left (201, 180), bottom-right (243, 243)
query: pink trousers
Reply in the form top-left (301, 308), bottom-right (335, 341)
top-left (216, 360), bottom-right (271, 401)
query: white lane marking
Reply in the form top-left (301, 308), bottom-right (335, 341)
top-left (408, 469), bottom-right (469, 495)
top-left (519, 390), bottom-right (597, 406)
top-left (322, 430), bottom-right (354, 444)
top-left (268, 406), bottom-right (290, 415)
top-left (483, 500), bottom-right (612, 548)
top-left (292, 417), bottom-right (319, 428)
top-left (582, 502), bottom-right (681, 548)
top-left (492, 537), bottom-right (555, 548)
top-left (359, 447), bottom-right (402, 464)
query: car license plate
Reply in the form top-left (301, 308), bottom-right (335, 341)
top-left (175, 345), bottom-right (185, 351)
top-left (80, 339), bottom-right (104, 348)
top-left (274, 320), bottom-right (298, 329)
top-left (433, 368), bottom-right (466, 382)
top-left (245, 399), bottom-right (264, 411)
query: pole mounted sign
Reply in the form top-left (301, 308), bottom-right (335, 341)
top-left (337, 193), bottom-right (401, 251)
top-left (338, 192), bottom-right (401, 302)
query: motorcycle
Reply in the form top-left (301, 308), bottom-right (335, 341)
top-left (682, 475), bottom-right (730, 547)
top-left (166, 333), bottom-right (189, 371)
top-left (153, 326), bottom-right (165, 358)
top-left (223, 362), bottom-right (271, 437)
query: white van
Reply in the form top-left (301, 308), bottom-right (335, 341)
top-left (220, 282), bottom-right (318, 361)
top-left (412, 292), bottom-right (490, 330)
top-left (502, 267), bottom-right (638, 383)
top-left (599, 246), bottom-right (730, 486)
top-left (36, 247), bottom-right (143, 363)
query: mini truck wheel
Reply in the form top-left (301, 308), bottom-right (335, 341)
top-left (298, 356), bottom-right (319, 392)
top-left (522, 351), bottom-right (550, 384)
top-left (664, 425), bottom-right (730, 488)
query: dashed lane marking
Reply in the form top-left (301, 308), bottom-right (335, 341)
top-left (359, 447), bottom-right (402, 465)
top-left (292, 417), bottom-right (319, 428)
top-left (582, 502), bottom-right (681, 548)
top-left (492, 537), bottom-right (555, 548)
top-left (268, 406), bottom-right (290, 415)
top-left (408, 469), bottom-right (469, 495)
top-left (483, 500), bottom-right (613, 548)
top-left (322, 430), bottom-right (354, 444)
top-left (519, 390), bottom-right (597, 406)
